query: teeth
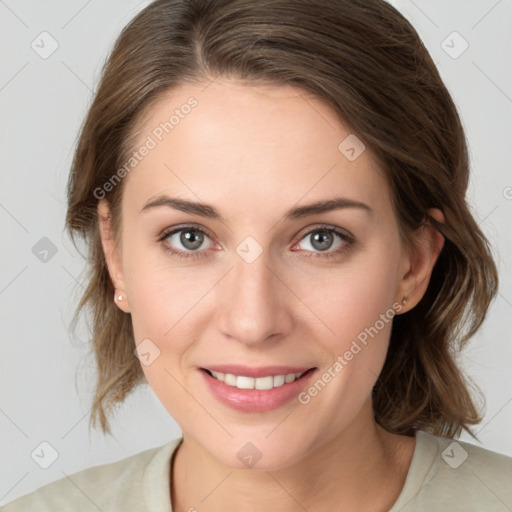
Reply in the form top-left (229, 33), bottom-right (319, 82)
top-left (273, 374), bottom-right (285, 387)
top-left (255, 376), bottom-right (274, 390)
top-left (209, 370), bottom-right (307, 390)
top-left (224, 373), bottom-right (237, 386)
top-left (236, 376), bottom-right (255, 389)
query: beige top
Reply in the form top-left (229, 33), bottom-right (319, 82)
top-left (2, 431), bottom-right (511, 511)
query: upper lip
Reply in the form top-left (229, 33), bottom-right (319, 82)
top-left (200, 365), bottom-right (316, 378)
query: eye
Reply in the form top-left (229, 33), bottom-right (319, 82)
top-left (293, 226), bottom-right (354, 259)
top-left (158, 224), bottom-right (355, 261)
top-left (158, 225), bottom-right (215, 259)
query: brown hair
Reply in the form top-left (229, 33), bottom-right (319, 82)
top-left (66, 0), bottom-right (498, 438)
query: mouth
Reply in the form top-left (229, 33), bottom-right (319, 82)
top-left (198, 365), bottom-right (318, 412)
top-left (200, 367), bottom-right (316, 390)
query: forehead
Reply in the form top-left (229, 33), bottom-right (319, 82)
top-left (122, 79), bottom-right (390, 218)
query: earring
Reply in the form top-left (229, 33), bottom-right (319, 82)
top-left (116, 294), bottom-right (123, 302)
top-left (402, 295), bottom-right (409, 306)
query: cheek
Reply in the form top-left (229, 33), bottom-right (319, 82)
top-left (125, 262), bottom-right (195, 344)
top-left (296, 244), bottom-right (401, 403)
top-left (301, 249), bottom-right (401, 351)
top-left (123, 255), bottom-right (200, 412)
top-left (120, 223), bottom-right (199, 336)
top-left (293, 271), bottom-right (398, 433)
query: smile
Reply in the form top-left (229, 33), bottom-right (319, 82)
top-left (205, 369), bottom-right (310, 390)
top-left (199, 366), bottom-right (318, 412)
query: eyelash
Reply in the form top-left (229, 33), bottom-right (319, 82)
top-left (157, 224), bottom-right (355, 261)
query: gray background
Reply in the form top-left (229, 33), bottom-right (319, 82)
top-left (1, 0), bottom-right (511, 504)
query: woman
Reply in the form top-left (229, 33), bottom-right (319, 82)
top-left (3, 0), bottom-right (511, 510)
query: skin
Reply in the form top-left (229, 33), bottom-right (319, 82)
top-left (98, 78), bottom-right (444, 511)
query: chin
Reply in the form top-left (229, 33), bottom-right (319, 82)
top-left (201, 431), bottom-right (317, 472)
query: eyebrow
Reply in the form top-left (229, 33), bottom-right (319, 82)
top-left (140, 195), bottom-right (373, 220)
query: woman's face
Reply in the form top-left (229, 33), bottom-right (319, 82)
top-left (103, 79), bottom-right (414, 470)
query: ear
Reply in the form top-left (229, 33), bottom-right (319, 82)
top-left (97, 199), bottom-right (130, 313)
top-left (396, 208), bottom-right (445, 313)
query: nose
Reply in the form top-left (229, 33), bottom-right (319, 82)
top-left (215, 247), bottom-right (294, 347)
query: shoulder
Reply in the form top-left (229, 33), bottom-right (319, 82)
top-left (391, 430), bottom-right (512, 512)
top-left (1, 438), bottom-right (182, 512)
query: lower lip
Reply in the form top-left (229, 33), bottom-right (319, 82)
top-left (199, 368), bottom-right (317, 413)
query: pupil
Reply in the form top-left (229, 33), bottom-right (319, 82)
top-left (181, 230), bottom-right (203, 250)
top-left (312, 230), bottom-right (332, 251)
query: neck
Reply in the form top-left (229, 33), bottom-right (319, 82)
top-left (170, 400), bottom-right (416, 512)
